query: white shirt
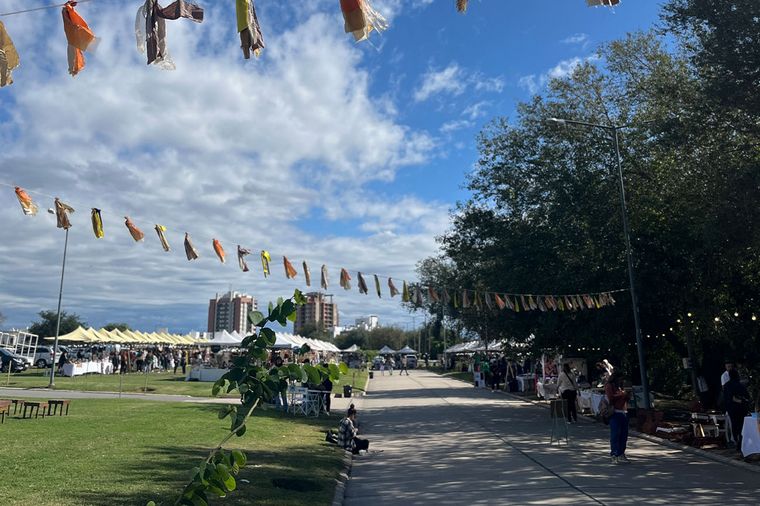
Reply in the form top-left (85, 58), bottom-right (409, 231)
top-left (721, 370), bottom-right (730, 386)
top-left (557, 371), bottom-right (577, 394)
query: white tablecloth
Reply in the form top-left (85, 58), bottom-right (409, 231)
top-left (62, 361), bottom-right (114, 377)
top-left (579, 390), bottom-right (606, 415)
top-left (186, 366), bottom-right (227, 382)
top-left (741, 416), bottom-right (760, 457)
top-left (537, 381), bottom-right (558, 399)
top-left (516, 374), bottom-right (535, 392)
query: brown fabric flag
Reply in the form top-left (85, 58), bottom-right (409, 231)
top-left (155, 224), bottom-right (170, 251)
top-left (0, 21), bottom-right (21, 87)
top-left (124, 216), bottom-right (144, 241)
top-left (428, 286), bottom-right (440, 302)
top-left (537, 296), bottom-right (547, 312)
top-left (321, 265), bottom-right (329, 289)
top-left (303, 261), bottom-right (311, 286)
top-left (54, 198), bottom-right (75, 229)
top-left (388, 278), bottom-right (400, 297)
top-left (236, 0), bottom-right (264, 59)
top-left (283, 256), bottom-right (297, 279)
top-left (456, 0), bottom-right (468, 13)
top-left (184, 233), bottom-right (199, 260)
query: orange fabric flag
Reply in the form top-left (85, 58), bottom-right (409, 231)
top-left (283, 256), bottom-right (297, 278)
top-left (124, 217), bottom-right (144, 241)
top-left (494, 293), bottom-right (506, 310)
top-left (14, 187), bottom-right (38, 215)
top-left (62, 1), bottom-right (97, 76)
top-left (388, 278), bottom-right (400, 297)
top-left (213, 239), bottom-right (226, 263)
top-left (340, 268), bottom-right (352, 290)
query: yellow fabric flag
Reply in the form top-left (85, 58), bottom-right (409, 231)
top-left (402, 281), bottom-right (410, 302)
top-left (91, 208), bottom-right (104, 238)
top-left (260, 250), bottom-right (271, 277)
top-left (155, 224), bottom-right (170, 252)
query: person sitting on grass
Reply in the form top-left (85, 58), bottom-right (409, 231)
top-left (337, 404), bottom-right (369, 454)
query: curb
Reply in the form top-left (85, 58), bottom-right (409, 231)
top-left (332, 370), bottom-right (370, 506)
top-left (331, 452), bottom-right (353, 506)
top-left (437, 372), bottom-right (760, 474)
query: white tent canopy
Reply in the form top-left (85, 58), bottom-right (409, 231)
top-left (342, 344), bottom-right (360, 352)
top-left (378, 345), bottom-right (396, 355)
top-left (398, 345), bottom-right (416, 354)
top-left (208, 330), bottom-right (242, 346)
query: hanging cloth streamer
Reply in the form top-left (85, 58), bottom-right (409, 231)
top-left (442, 289), bottom-right (451, 305)
top-left (494, 293), bottom-right (506, 310)
top-left (0, 21), bottom-right (20, 87)
top-left (237, 245), bottom-right (251, 272)
top-left (184, 232), bottom-right (199, 260)
top-left (321, 264), bottom-right (329, 289)
top-left (260, 250), bottom-right (271, 277)
top-left (14, 187), bottom-right (38, 215)
top-left (136, 0), bottom-right (204, 70)
top-left (340, 0), bottom-right (388, 42)
top-left (402, 281), bottom-right (410, 302)
top-left (155, 224), bottom-right (170, 251)
top-left (91, 208), bottom-right (104, 238)
top-left (213, 239), bottom-right (226, 263)
top-left (124, 216), bottom-right (144, 241)
top-left (340, 268), bottom-right (352, 290)
top-left (62, 1), bottom-right (98, 77)
top-left (357, 272), bottom-right (368, 294)
top-left (54, 198), bottom-right (75, 229)
top-left (283, 256), bottom-right (297, 279)
top-left (428, 286), bottom-right (440, 302)
top-left (462, 290), bottom-right (470, 308)
top-left (388, 278), bottom-right (399, 297)
top-left (374, 274), bottom-right (381, 298)
top-left (236, 0), bottom-right (264, 59)
top-left (456, 0), bottom-right (468, 13)
top-left (483, 292), bottom-right (493, 310)
top-left (303, 261), bottom-right (311, 286)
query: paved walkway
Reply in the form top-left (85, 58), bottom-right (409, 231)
top-left (344, 370), bottom-right (760, 505)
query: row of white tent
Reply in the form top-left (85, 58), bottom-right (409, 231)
top-left (378, 345), bottom-right (417, 355)
top-left (445, 340), bottom-right (510, 354)
top-left (207, 330), bottom-right (342, 353)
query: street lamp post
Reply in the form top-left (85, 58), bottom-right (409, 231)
top-left (47, 209), bottom-right (70, 389)
top-left (549, 117), bottom-right (651, 409)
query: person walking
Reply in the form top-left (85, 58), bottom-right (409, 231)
top-left (385, 356), bottom-right (393, 376)
top-left (605, 372), bottom-right (631, 464)
top-left (723, 369), bottom-right (750, 451)
top-left (558, 363), bottom-right (579, 423)
top-left (400, 355), bottom-right (410, 376)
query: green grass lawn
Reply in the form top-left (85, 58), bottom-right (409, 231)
top-left (330, 368), bottom-right (368, 396)
top-left (0, 399), bottom-right (344, 506)
top-left (2, 369), bottom-right (224, 397)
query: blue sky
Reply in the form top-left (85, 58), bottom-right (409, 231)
top-left (0, 0), bottom-right (663, 334)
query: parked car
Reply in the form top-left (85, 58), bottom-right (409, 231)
top-left (404, 354), bottom-right (418, 369)
top-left (33, 345), bottom-right (71, 368)
top-left (0, 347), bottom-right (29, 373)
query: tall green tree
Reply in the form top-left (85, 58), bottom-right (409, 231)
top-left (28, 310), bottom-right (87, 338)
top-left (103, 322), bottom-right (131, 332)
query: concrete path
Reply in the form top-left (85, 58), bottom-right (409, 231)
top-left (344, 370), bottom-right (760, 505)
top-left (0, 387), bottom-right (233, 404)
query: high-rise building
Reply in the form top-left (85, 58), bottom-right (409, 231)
top-left (207, 291), bottom-right (258, 335)
top-left (294, 292), bottom-right (339, 335)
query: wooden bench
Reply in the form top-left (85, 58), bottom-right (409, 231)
top-left (47, 399), bottom-right (71, 416)
top-left (0, 400), bottom-right (10, 424)
top-left (9, 399), bottom-right (24, 415)
top-left (21, 401), bottom-right (48, 419)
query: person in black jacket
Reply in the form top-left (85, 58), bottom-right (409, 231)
top-left (723, 369), bottom-right (750, 450)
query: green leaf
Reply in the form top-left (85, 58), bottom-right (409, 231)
top-left (235, 424), bottom-right (247, 437)
top-left (287, 363), bottom-right (301, 377)
top-left (207, 485), bottom-right (226, 498)
top-left (188, 466), bottom-right (200, 481)
top-left (248, 311), bottom-right (265, 326)
top-left (328, 363), bottom-right (341, 379)
top-left (218, 406), bottom-right (232, 420)
top-left (339, 362), bottom-right (349, 375)
top-left (190, 493), bottom-right (208, 506)
top-left (260, 328), bottom-right (276, 346)
top-left (231, 450), bottom-right (246, 467)
top-left (304, 364), bottom-right (321, 385)
top-left (146, 502), bottom-right (156, 506)
top-left (268, 301), bottom-right (274, 313)
top-left (287, 311), bottom-right (297, 322)
top-left (280, 299), bottom-right (296, 319)
top-left (294, 289), bottom-right (306, 304)
top-left (224, 475), bottom-right (237, 492)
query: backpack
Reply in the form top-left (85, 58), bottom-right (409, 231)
top-left (597, 396), bottom-right (615, 423)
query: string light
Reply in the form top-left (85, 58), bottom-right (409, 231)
top-left (753, 315), bottom-right (757, 321)
top-left (714, 317), bottom-right (720, 322)
top-left (734, 312), bottom-right (739, 317)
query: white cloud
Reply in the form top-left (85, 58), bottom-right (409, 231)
top-left (414, 63), bottom-right (504, 102)
top-left (414, 64), bottom-right (466, 102)
top-left (518, 56), bottom-right (597, 94)
top-left (0, 2), bottom-right (444, 332)
top-left (463, 101), bottom-right (490, 120)
top-left (440, 119), bottom-right (474, 133)
top-left (561, 33), bottom-right (589, 46)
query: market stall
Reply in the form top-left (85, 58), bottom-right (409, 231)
top-left (62, 360), bottom-right (114, 377)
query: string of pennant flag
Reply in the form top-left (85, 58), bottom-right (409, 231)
top-left (7, 182), bottom-right (624, 314)
top-left (0, 0), bottom-right (621, 86)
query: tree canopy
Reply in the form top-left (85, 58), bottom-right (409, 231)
top-left (28, 310), bottom-right (87, 338)
top-left (416, 1), bottom-right (760, 399)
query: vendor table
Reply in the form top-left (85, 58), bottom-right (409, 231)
top-left (186, 366), bottom-right (227, 382)
top-left (579, 390), bottom-right (606, 415)
top-left (741, 416), bottom-right (760, 458)
top-left (61, 361), bottom-right (114, 377)
top-left (516, 374), bottom-right (535, 393)
top-left (537, 381), bottom-right (558, 399)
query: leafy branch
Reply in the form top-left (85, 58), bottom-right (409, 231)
top-left (146, 289), bottom-right (347, 506)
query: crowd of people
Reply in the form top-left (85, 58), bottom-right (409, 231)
top-left (56, 346), bottom-right (193, 375)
